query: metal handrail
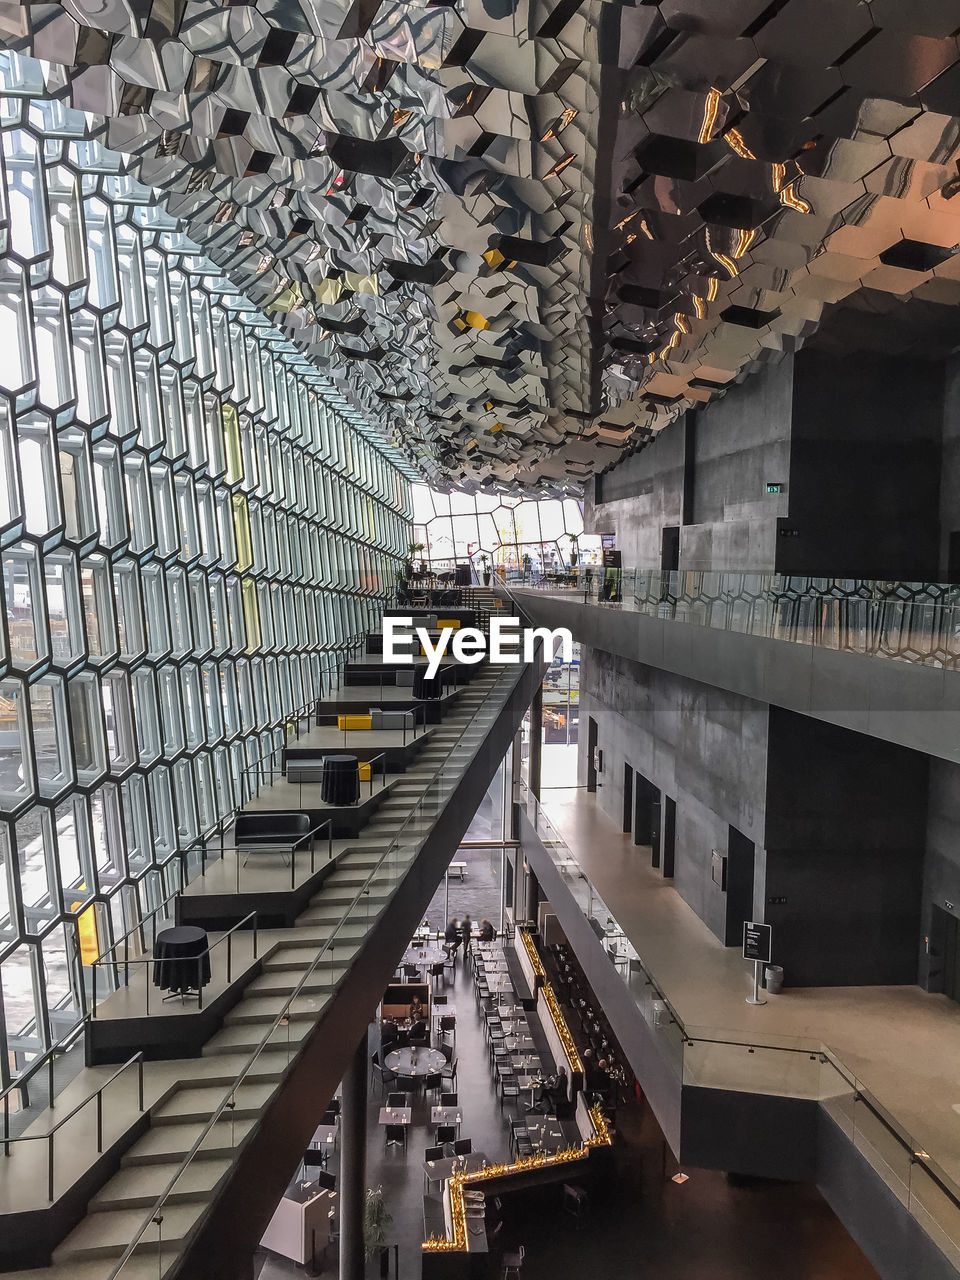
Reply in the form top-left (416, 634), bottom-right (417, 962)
top-left (0, 1021), bottom-right (87, 1144)
top-left (522, 777), bottom-right (960, 1228)
top-left (3, 1052), bottom-right (144, 1201)
top-left (91, 912), bottom-right (260, 1017)
top-left (109, 641), bottom-right (536, 1278)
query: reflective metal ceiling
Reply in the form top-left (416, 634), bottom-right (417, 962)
top-left (3, 2), bottom-right (960, 493)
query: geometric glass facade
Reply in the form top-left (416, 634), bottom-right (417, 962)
top-left (0, 82), bottom-right (410, 1089)
top-left (411, 485), bottom-right (600, 576)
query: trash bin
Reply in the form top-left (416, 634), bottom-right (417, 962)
top-left (764, 965), bottom-right (784, 994)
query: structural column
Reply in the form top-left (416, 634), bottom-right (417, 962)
top-left (339, 1034), bottom-right (368, 1280)
top-left (528, 685), bottom-right (543, 801)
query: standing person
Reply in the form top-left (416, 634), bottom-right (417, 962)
top-left (444, 918), bottom-right (460, 957)
top-left (460, 913), bottom-right (473, 957)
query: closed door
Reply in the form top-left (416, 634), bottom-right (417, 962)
top-left (586, 717), bottom-right (598, 792)
top-left (623, 764), bottom-right (634, 834)
top-left (932, 905), bottom-right (960, 1001)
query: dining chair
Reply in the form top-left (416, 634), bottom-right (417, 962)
top-left (440, 1091), bottom-right (458, 1106)
top-left (453, 1138), bottom-right (472, 1155)
top-left (384, 1124), bottom-right (407, 1151)
top-left (422, 1071), bottom-right (443, 1100)
top-left (435, 1123), bottom-right (457, 1145)
top-left (501, 1244), bottom-right (525, 1278)
top-left (386, 1092), bottom-right (406, 1107)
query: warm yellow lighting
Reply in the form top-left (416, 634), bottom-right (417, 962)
top-left (541, 107), bottom-right (579, 141)
top-left (698, 87), bottom-right (722, 145)
top-left (675, 312), bottom-right (689, 334)
top-left (546, 153), bottom-right (576, 179)
top-left (659, 329), bottom-right (681, 360)
top-left (489, 423), bottom-right (504, 434)
top-left (779, 180), bottom-right (810, 213)
top-left (706, 277), bottom-right (719, 302)
top-left (711, 251), bottom-right (738, 277)
top-left (693, 295), bottom-right (706, 319)
top-left (519, 926), bottom-right (547, 978)
top-left (724, 128), bottom-right (755, 160)
top-left (771, 162), bottom-right (786, 193)
top-left (542, 981), bottom-right (583, 1073)
top-left (463, 311), bottom-right (490, 330)
top-left (482, 248), bottom-right (505, 269)
top-left (733, 227), bottom-right (756, 259)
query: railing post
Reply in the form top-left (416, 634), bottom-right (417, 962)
top-left (48, 1134), bottom-right (54, 1202)
top-left (48, 1055), bottom-right (55, 1110)
top-left (138, 1057), bottom-right (144, 1112)
top-left (97, 1087), bottom-right (103, 1153)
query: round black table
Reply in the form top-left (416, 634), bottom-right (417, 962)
top-left (322, 753), bottom-right (360, 805)
top-left (153, 925), bottom-right (211, 997)
top-left (413, 667), bottom-right (444, 700)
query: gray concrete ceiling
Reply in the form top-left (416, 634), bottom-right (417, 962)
top-left (4, 1), bottom-right (960, 493)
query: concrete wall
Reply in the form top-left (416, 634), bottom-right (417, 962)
top-left (923, 757), bottom-right (960, 986)
top-left (765, 708), bottom-right (928, 986)
top-left (782, 349), bottom-right (943, 580)
top-left (587, 418), bottom-right (685, 565)
top-left (580, 645), bottom-right (769, 941)
top-left (940, 354), bottom-right (960, 578)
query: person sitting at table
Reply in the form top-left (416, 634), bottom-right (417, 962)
top-left (409, 1016), bottom-right (428, 1041)
top-left (479, 919), bottom-right (496, 942)
top-left (443, 918), bottom-right (461, 956)
top-left (380, 1019), bottom-right (399, 1053)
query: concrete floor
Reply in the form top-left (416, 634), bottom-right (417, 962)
top-left (540, 785), bottom-right (960, 1190)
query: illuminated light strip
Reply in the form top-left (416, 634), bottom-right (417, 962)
top-left (546, 152), bottom-right (576, 178)
top-left (693, 295), bottom-right (706, 319)
top-left (771, 162), bottom-right (786, 193)
top-left (424, 1115), bottom-right (613, 1252)
top-left (674, 312), bottom-right (690, 335)
top-left (519, 925), bottom-right (547, 978)
top-left (706, 277), bottom-right (719, 302)
top-left (733, 227), bottom-right (756, 259)
top-left (724, 128), bottom-right (755, 160)
top-left (659, 329), bottom-right (681, 360)
top-left (698, 87), bottom-right (722, 145)
top-left (542, 981), bottom-right (584, 1073)
top-left (779, 180), bottom-right (811, 213)
top-left (711, 251), bottom-right (738, 277)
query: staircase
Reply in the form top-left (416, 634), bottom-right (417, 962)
top-left (1, 669), bottom-right (503, 1280)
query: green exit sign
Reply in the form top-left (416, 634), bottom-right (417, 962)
top-left (766, 482), bottom-right (784, 494)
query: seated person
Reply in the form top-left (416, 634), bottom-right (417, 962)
top-left (409, 994), bottom-right (425, 1020)
top-left (380, 1018), bottom-right (399, 1051)
top-left (479, 919), bottom-right (496, 942)
top-left (409, 1017), bottom-right (428, 1040)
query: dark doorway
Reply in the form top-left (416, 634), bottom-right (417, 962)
top-left (650, 795), bottom-right (662, 870)
top-left (661, 526), bottom-right (680, 572)
top-left (725, 825), bottom-right (756, 946)
top-left (586, 717), bottom-right (598, 792)
top-left (931, 905), bottom-right (960, 1001)
top-left (623, 764), bottom-right (634, 834)
top-left (949, 533), bottom-right (960, 584)
top-left (661, 796), bottom-right (676, 877)
top-left (633, 781), bottom-right (645, 847)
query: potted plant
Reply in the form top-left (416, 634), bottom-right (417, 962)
top-left (568, 533), bottom-right (580, 567)
top-left (480, 553), bottom-right (491, 586)
top-left (521, 552), bottom-right (532, 580)
top-left (363, 1185), bottom-right (393, 1277)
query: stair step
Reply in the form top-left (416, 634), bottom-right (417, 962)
top-left (121, 1118), bottom-right (257, 1166)
top-left (224, 992), bottom-right (331, 1025)
top-left (152, 1081), bottom-right (276, 1126)
top-left (204, 1022), bottom-right (310, 1055)
top-left (54, 1199), bottom-right (209, 1263)
top-left (90, 1158), bottom-right (233, 1211)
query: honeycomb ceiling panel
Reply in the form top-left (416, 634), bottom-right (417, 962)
top-left (3, 3), bottom-right (960, 493)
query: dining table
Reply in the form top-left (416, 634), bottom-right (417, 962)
top-left (511, 1053), bottom-right (541, 1072)
top-left (422, 1152), bottom-right (488, 1189)
top-left (378, 1106), bottom-right (412, 1126)
top-left (312, 1123), bottom-right (338, 1148)
top-left (430, 1105), bottom-right (463, 1126)
top-left (525, 1115), bottom-right (565, 1152)
top-left (485, 976), bottom-right (514, 993)
top-left (385, 1046), bottom-right (446, 1077)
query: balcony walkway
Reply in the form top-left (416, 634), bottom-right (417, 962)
top-left (537, 785), bottom-right (960, 1188)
